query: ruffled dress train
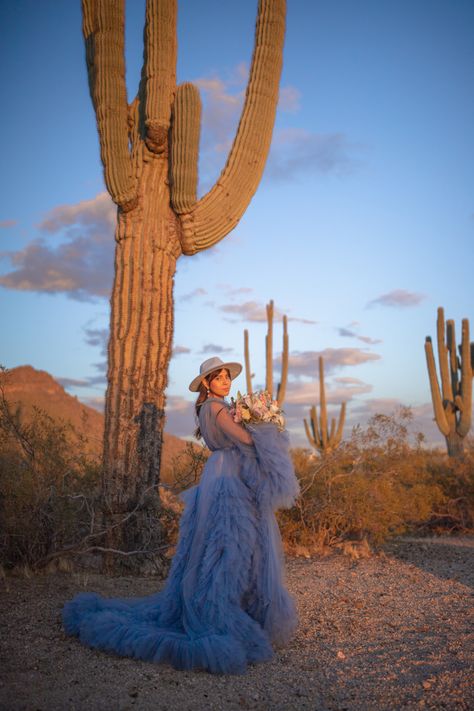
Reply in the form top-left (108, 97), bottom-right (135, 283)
top-left (62, 397), bottom-right (300, 675)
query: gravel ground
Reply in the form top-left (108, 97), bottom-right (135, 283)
top-left (1, 536), bottom-right (473, 711)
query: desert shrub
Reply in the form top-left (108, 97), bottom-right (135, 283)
top-left (165, 440), bottom-right (209, 493)
top-left (278, 407), bottom-right (450, 556)
top-left (0, 389), bottom-right (102, 571)
top-left (420, 436), bottom-right (474, 533)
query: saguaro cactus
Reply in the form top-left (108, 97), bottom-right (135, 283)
top-left (304, 356), bottom-right (346, 454)
top-left (244, 300), bottom-right (289, 406)
top-left (81, 0), bottom-right (286, 572)
top-left (425, 307), bottom-right (473, 458)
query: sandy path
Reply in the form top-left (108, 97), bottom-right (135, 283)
top-left (1, 536), bottom-right (473, 711)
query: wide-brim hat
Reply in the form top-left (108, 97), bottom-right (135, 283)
top-left (188, 356), bottom-right (243, 392)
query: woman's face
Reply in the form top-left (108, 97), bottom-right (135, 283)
top-left (203, 368), bottom-right (231, 398)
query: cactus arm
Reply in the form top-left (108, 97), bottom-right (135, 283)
top-left (265, 301), bottom-right (274, 396)
top-left (276, 315), bottom-right (288, 406)
top-left (447, 319), bottom-right (460, 398)
top-left (244, 329), bottom-right (253, 395)
top-left (436, 307), bottom-right (453, 403)
top-left (304, 418), bottom-right (316, 448)
top-left (144, 0), bottom-right (177, 154)
top-left (310, 406), bottom-right (322, 448)
top-left (425, 336), bottom-right (450, 436)
top-left (328, 418), bottom-right (336, 444)
top-left (457, 319), bottom-right (473, 437)
top-left (178, 0), bottom-right (286, 254)
top-left (319, 357), bottom-right (328, 449)
top-left (81, 0), bottom-right (137, 211)
top-left (334, 402), bottom-right (346, 447)
top-left (170, 83), bottom-right (201, 213)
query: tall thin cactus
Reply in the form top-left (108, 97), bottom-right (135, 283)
top-left (81, 0), bottom-right (286, 572)
top-left (425, 307), bottom-right (473, 458)
top-left (304, 356), bottom-right (346, 454)
top-left (244, 300), bottom-right (288, 406)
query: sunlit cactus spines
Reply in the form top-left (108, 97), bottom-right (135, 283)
top-left (244, 300), bottom-right (289, 407)
top-left (425, 307), bottom-right (473, 458)
top-left (81, 0), bottom-right (286, 573)
top-left (304, 356), bottom-right (346, 455)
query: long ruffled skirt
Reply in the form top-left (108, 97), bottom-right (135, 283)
top-left (62, 427), bottom-right (299, 675)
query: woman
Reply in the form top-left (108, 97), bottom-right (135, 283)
top-left (62, 356), bottom-right (300, 675)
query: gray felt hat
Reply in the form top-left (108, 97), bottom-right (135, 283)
top-left (188, 356), bottom-right (242, 392)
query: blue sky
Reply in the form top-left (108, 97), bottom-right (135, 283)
top-left (1, 0), bottom-right (473, 447)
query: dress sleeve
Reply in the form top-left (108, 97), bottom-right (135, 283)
top-left (210, 401), bottom-right (254, 446)
top-left (246, 423), bottom-right (300, 511)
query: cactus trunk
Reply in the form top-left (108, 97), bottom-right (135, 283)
top-left (101, 156), bottom-right (181, 573)
top-left (446, 431), bottom-right (464, 458)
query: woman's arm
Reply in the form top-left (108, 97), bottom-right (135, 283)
top-left (210, 401), bottom-right (254, 445)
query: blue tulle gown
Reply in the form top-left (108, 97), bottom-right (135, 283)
top-left (62, 397), bottom-right (300, 674)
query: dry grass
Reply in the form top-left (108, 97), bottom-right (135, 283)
top-left (1, 373), bottom-right (472, 576)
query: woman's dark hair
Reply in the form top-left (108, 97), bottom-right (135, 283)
top-left (194, 367), bottom-right (231, 439)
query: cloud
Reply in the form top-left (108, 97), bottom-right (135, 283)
top-left (337, 326), bottom-right (382, 345)
top-left (39, 193), bottom-right (116, 233)
top-left (278, 86), bottom-right (301, 113)
top-left (366, 289), bottom-right (427, 309)
top-left (0, 193), bottom-right (115, 300)
top-left (195, 63), bottom-right (301, 151)
top-left (194, 65), bottom-right (357, 188)
top-left (284, 378), bottom-right (372, 406)
top-left (220, 300), bottom-right (316, 325)
top-left (264, 128), bottom-right (355, 182)
top-left (220, 301), bottom-right (274, 322)
top-left (200, 343), bottom-right (233, 354)
top-left (0, 219), bottom-right (16, 229)
top-left (172, 345), bottom-right (191, 356)
top-left (282, 348), bottom-right (381, 378)
top-left (56, 376), bottom-right (92, 389)
top-left (80, 395), bottom-right (105, 413)
top-left (164, 395), bottom-right (196, 437)
top-left (194, 76), bottom-right (243, 153)
top-left (333, 376), bottom-right (369, 385)
top-left (179, 288), bottom-right (207, 302)
top-left (84, 327), bottom-right (109, 356)
top-left (217, 284), bottom-right (254, 297)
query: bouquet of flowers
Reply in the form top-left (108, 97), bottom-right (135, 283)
top-left (229, 390), bottom-right (285, 431)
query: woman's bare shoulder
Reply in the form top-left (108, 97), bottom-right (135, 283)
top-left (201, 398), bottom-right (231, 412)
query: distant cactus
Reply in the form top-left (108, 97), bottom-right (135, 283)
top-left (304, 356), bottom-right (346, 454)
top-left (81, 0), bottom-right (286, 572)
top-left (244, 300), bottom-right (289, 406)
top-left (425, 307), bottom-right (473, 458)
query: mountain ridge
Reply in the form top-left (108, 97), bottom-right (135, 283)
top-left (1, 364), bottom-right (192, 478)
